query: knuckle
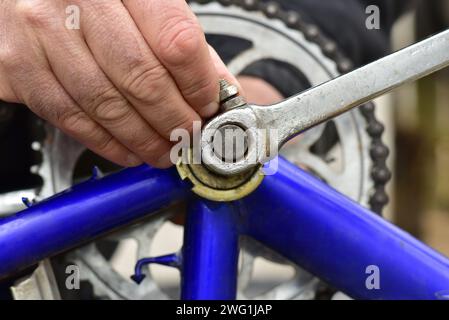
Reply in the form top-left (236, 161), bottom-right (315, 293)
top-left (0, 47), bottom-right (15, 70)
top-left (61, 111), bottom-right (116, 155)
top-left (0, 46), bottom-right (29, 75)
top-left (131, 134), bottom-right (164, 160)
top-left (88, 87), bottom-right (132, 124)
top-left (94, 134), bottom-right (116, 154)
top-left (16, 0), bottom-right (54, 29)
top-left (181, 77), bottom-right (216, 104)
top-left (121, 62), bottom-right (168, 104)
top-left (59, 109), bottom-right (91, 135)
top-left (160, 113), bottom-right (195, 136)
top-left (58, 107), bottom-right (120, 158)
top-left (157, 15), bottom-right (204, 66)
top-left (25, 82), bottom-right (59, 120)
top-left (26, 93), bottom-right (48, 119)
top-left (170, 115), bottom-right (194, 131)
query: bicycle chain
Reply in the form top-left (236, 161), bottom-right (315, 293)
top-left (189, 0), bottom-right (391, 214)
top-left (4, 0), bottom-right (390, 300)
top-left (22, 0), bottom-right (390, 215)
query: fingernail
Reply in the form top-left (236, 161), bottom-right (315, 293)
top-left (155, 152), bottom-right (173, 168)
top-left (201, 101), bottom-right (219, 118)
top-left (126, 153), bottom-right (143, 167)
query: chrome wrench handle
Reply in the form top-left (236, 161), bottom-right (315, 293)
top-left (202, 29), bottom-right (449, 176)
top-left (255, 29), bottom-right (449, 146)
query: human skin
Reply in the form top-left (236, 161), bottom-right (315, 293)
top-left (0, 0), bottom-right (239, 168)
top-left (237, 76), bottom-right (283, 105)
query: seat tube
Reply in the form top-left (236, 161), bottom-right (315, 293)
top-left (181, 197), bottom-right (239, 300)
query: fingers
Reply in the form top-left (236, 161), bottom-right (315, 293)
top-left (123, 0), bottom-right (221, 117)
top-left (79, 0), bottom-right (201, 141)
top-left (0, 63), bottom-right (19, 103)
top-left (8, 63), bottom-right (141, 167)
top-left (237, 76), bottom-right (283, 105)
top-left (0, 78), bottom-right (18, 103)
top-left (2, 0), bottom-right (241, 170)
top-left (28, 3), bottom-right (173, 167)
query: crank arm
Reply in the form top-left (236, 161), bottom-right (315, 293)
top-left (252, 29), bottom-right (449, 147)
top-left (202, 29), bottom-right (449, 176)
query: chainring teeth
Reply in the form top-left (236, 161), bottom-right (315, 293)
top-left (11, 0), bottom-right (390, 300)
top-left (189, 0), bottom-right (390, 213)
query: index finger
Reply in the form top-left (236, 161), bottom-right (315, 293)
top-left (123, 0), bottom-right (222, 118)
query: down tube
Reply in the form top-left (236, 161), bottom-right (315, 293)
top-left (0, 166), bottom-right (188, 280)
top-left (181, 198), bottom-right (239, 300)
top-left (240, 158), bottom-right (449, 300)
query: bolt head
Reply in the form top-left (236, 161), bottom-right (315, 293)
top-left (213, 124), bottom-right (248, 163)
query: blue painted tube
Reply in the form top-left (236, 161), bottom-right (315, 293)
top-left (0, 165), bottom-right (188, 279)
top-left (181, 198), bottom-right (239, 300)
top-left (240, 157), bottom-right (449, 300)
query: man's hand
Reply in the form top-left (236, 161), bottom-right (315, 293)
top-left (0, 0), bottom-right (237, 167)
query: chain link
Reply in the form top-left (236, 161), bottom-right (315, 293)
top-left (189, 0), bottom-right (391, 214)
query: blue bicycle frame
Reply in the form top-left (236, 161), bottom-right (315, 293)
top-left (1, 156), bottom-right (449, 300)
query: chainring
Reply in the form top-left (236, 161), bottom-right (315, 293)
top-left (7, 0), bottom-right (390, 300)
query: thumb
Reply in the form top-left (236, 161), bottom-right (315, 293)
top-left (208, 45), bottom-right (245, 96)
